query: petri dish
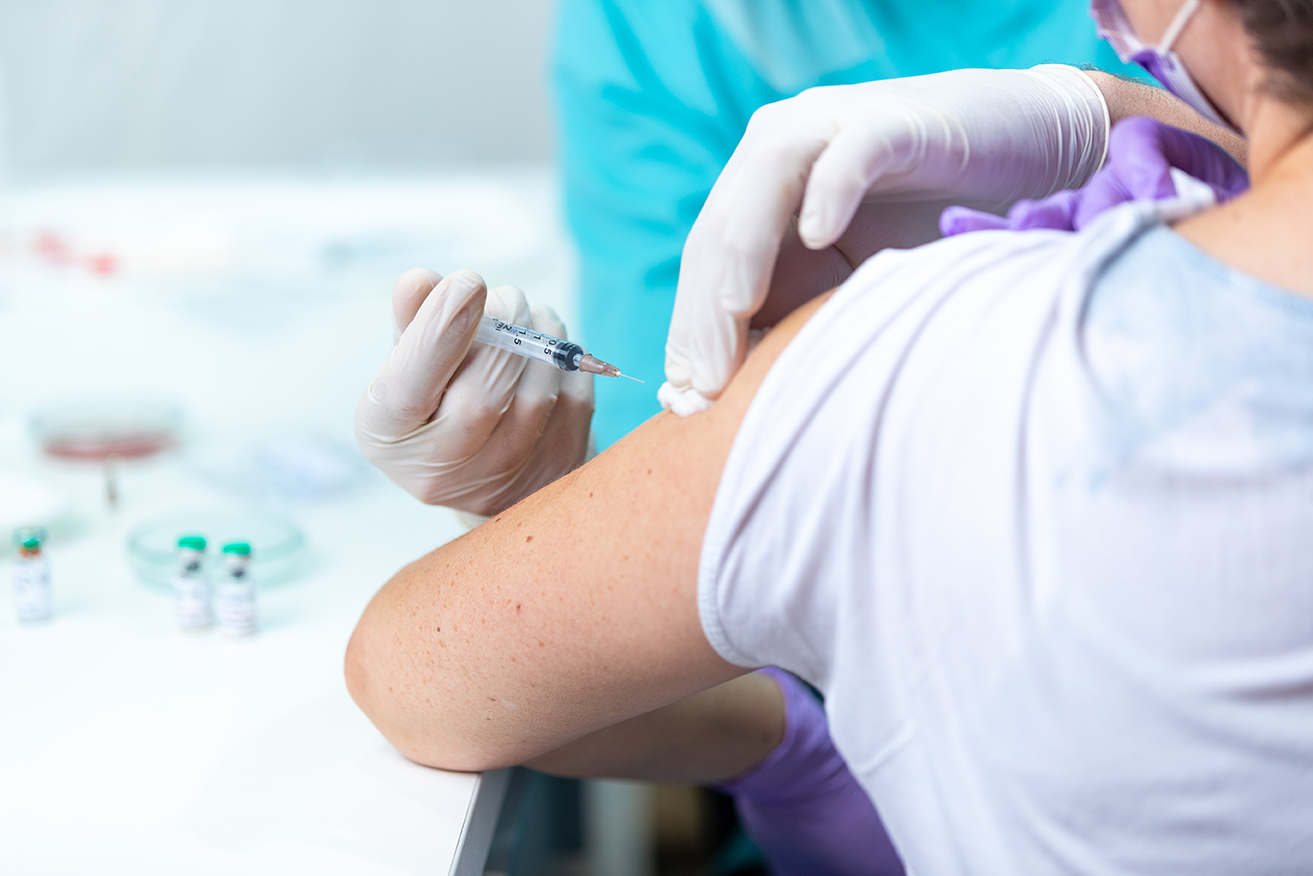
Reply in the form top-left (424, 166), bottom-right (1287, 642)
top-left (127, 507), bottom-right (305, 588)
top-left (30, 399), bottom-right (184, 460)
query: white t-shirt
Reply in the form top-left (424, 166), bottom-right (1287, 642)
top-left (699, 196), bottom-right (1313, 875)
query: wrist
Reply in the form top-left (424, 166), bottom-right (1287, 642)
top-left (1029, 64), bottom-right (1111, 180)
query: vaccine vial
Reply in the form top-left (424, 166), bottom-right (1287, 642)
top-left (216, 541), bottom-right (256, 636)
top-left (172, 534), bottom-right (211, 629)
top-left (11, 529), bottom-right (52, 622)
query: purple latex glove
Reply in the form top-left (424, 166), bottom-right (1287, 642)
top-left (940, 116), bottom-right (1249, 235)
top-left (715, 668), bottom-right (904, 876)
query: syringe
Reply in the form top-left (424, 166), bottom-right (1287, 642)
top-left (474, 315), bottom-right (643, 381)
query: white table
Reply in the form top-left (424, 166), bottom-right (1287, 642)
top-left (0, 172), bottom-right (574, 874)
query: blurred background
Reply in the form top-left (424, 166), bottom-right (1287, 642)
top-left (0, 2), bottom-right (745, 874)
top-left (0, 0), bottom-right (554, 175)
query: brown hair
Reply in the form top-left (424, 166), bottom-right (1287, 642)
top-left (1231, 0), bottom-right (1313, 103)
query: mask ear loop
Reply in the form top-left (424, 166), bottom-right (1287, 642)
top-left (1091, 0), bottom-right (1150, 62)
top-left (1157, 0), bottom-right (1202, 51)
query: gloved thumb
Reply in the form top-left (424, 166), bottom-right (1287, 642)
top-left (359, 269), bottom-right (488, 440)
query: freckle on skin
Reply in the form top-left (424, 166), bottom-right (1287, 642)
top-left (648, 469), bottom-right (652, 475)
top-left (526, 535), bottom-right (533, 543)
top-left (516, 603), bottom-right (522, 614)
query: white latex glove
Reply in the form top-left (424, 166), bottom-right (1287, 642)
top-left (660, 65), bottom-right (1110, 415)
top-left (355, 268), bottom-right (593, 517)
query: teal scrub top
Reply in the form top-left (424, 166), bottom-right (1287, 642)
top-left (553, 0), bottom-right (1141, 448)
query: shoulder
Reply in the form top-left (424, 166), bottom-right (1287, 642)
top-left (696, 214), bottom-right (1167, 670)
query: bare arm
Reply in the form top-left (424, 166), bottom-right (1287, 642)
top-left (1086, 70), bottom-right (1249, 163)
top-left (524, 672), bottom-right (785, 783)
top-left (345, 294), bottom-right (832, 774)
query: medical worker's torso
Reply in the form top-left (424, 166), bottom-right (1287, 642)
top-left (698, 203), bottom-right (1313, 873)
top-left (554, 0), bottom-right (1141, 446)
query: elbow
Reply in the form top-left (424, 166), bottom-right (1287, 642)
top-left (344, 622), bottom-right (525, 774)
top-left (343, 625), bottom-right (373, 724)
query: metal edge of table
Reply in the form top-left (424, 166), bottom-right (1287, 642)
top-left (449, 768), bottom-right (513, 876)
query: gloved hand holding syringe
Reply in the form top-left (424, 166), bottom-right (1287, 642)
top-left (356, 269), bottom-right (601, 518)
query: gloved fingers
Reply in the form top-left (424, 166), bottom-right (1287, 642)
top-left (798, 123), bottom-right (903, 250)
top-left (939, 205), bottom-right (1012, 237)
top-left (448, 361), bottom-right (561, 515)
top-left (391, 268), bottom-right (444, 343)
top-left (718, 96), bottom-right (806, 183)
top-left (1007, 190), bottom-right (1083, 232)
top-left (527, 304), bottom-right (567, 343)
top-left (1145, 119), bottom-right (1250, 198)
top-left (1089, 119), bottom-right (1248, 232)
top-left (434, 304), bottom-right (591, 516)
top-left (1072, 118), bottom-right (1181, 229)
top-left (481, 304), bottom-right (570, 473)
top-left (1105, 117), bottom-right (1179, 207)
top-left (663, 173), bottom-right (775, 406)
top-left (1071, 169), bottom-right (1138, 229)
top-left (710, 125), bottom-right (833, 316)
top-left (426, 283), bottom-right (532, 463)
top-left (663, 225), bottom-right (749, 405)
top-left (360, 269), bottom-right (488, 441)
top-left (663, 274), bottom-right (751, 407)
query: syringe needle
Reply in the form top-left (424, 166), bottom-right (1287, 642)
top-left (578, 353), bottom-right (643, 381)
top-left (617, 373), bottom-right (645, 383)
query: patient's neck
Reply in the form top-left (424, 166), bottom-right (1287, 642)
top-left (1245, 94), bottom-right (1313, 187)
top-left (1174, 92), bottom-right (1313, 298)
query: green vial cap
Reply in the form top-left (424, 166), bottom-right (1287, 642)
top-left (177, 534), bottom-right (207, 551)
top-left (13, 527), bottom-right (45, 546)
top-left (20, 536), bottom-right (40, 551)
top-left (222, 541), bottom-right (251, 556)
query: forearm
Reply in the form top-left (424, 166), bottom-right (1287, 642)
top-left (345, 294), bottom-right (832, 774)
top-left (1085, 70), bottom-right (1248, 164)
top-left (525, 673), bottom-right (784, 784)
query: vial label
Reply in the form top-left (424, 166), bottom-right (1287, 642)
top-left (216, 582), bottom-right (256, 635)
top-left (172, 575), bottom-right (211, 628)
top-left (13, 559), bottom-right (52, 621)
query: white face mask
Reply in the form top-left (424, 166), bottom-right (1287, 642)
top-left (1091, 0), bottom-right (1240, 134)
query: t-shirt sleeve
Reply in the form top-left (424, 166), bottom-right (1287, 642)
top-left (696, 226), bottom-right (1084, 692)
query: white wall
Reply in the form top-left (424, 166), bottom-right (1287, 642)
top-left (0, 0), bottom-right (556, 180)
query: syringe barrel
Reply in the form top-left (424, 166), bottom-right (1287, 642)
top-left (475, 315), bottom-right (585, 371)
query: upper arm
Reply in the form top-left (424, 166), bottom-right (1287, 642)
top-left (1084, 70), bottom-right (1248, 164)
top-left (346, 294), bottom-right (834, 772)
